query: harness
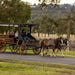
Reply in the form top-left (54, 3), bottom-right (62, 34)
top-left (49, 39), bottom-right (55, 46)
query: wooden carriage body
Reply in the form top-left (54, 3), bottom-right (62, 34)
top-left (0, 23), bottom-right (41, 54)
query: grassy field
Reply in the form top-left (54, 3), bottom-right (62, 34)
top-left (0, 59), bottom-right (75, 75)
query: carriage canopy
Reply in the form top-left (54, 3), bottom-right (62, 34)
top-left (0, 23), bottom-right (38, 33)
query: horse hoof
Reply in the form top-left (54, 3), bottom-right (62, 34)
top-left (54, 56), bottom-right (57, 58)
top-left (49, 55), bottom-right (51, 57)
top-left (55, 55), bottom-right (58, 58)
top-left (43, 54), bottom-right (44, 56)
top-left (45, 53), bottom-right (47, 55)
top-left (41, 54), bottom-right (44, 56)
top-left (56, 55), bottom-right (58, 57)
top-left (54, 55), bottom-right (57, 58)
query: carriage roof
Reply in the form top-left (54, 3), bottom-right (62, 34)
top-left (0, 23), bottom-right (37, 27)
top-left (0, 23), bottom-right (38, 33)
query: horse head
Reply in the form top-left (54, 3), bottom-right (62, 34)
top-left (59, 37), bottom-right (69, 46)
top-left (58, 37), bottom-right (69, 50)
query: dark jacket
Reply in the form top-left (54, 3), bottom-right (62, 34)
top-left (27, 33), bottom-right (31, 37)
top-left (27, 33), bottom-right (36, 40)
top-left (21, 32), bottom-right (26, 38)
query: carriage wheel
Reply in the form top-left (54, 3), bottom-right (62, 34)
top-left (18, 46), bottom-right (26, 55)
top-left (0, 46), bottom-right (6, 53)
top-left (33, 47), bottom-right (41, 55)
top-left (9, 45), bottom-right (18, 53)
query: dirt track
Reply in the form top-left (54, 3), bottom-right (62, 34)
top-left (0, 52), bottom-right (75, 65)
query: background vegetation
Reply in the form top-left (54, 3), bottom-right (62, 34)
top-left (0, 0), bottom-right (31, 33)
top-left (30, 4), bottom-right (75, 39)
top-left (0, 0), bottom-right (75, 39)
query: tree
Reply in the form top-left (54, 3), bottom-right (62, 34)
top-left (38, 0), bottom-right (60, 15)
top-left (27, 16), bottom-right (57, 37)
top-left (38, 0), bottom-right (60, 5)
top-left (55, 15), bottom-right (75, 39)
top-left (0, 0), bottom-right (31, 23)
top-left (0, 0), bottom-right (31, 33)
top-left (37, 0), bottom-right (60, 36)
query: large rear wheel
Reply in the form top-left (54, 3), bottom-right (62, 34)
top-left (0, 46), bottom-right (6, 53)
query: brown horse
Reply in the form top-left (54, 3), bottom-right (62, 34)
top-left (40, 38), bottom-right (55, 57)
top-left (40, 37), bottom-right (69, 57)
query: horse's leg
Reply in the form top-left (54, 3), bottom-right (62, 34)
top-left (47, 48), bottom-right (51, 57)
top-left (53, 49), bottom-right (57, 58)
top-left (55, 49), bottom-right (59, 57)
top-left (41, 48), bottom-right (44, 56)
top-left (60, 50), bottom-right (64, 58)
top-left (44, 47), bottom-right (48, 55)
top-left (51, 46), bottom-right (56, 57)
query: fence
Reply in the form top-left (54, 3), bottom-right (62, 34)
top-left (69, 40), bottom-right (75, 51)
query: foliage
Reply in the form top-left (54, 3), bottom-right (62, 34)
top-left (27, 16), bottom-right (57, 34)
top-left (56, 16), bottom-right (75, 38)
top-left (38, 0), bottom-right (60, 4)
top-left (38, 0), bottom-right (60, 17)
top-left (0, 0), bottom-right (31, 33)
top-left (28, 15), bottom-right (75, 38)
top-left (34, 0), bottom-right (60, 35)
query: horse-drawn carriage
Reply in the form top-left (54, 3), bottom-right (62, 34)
top-left (0, 23), bottom-right (41, 55)
top-left (0, 23), bottom-right (69, 57)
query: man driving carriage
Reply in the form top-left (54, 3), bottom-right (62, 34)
top-left (21, 29), bottom-right (30, 43)
top-left (21, 29), bottom-right (36, 43)
top-left (27, 30), bottom-right (36, 41)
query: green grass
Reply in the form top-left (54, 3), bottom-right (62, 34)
top-left (5, 46), bottom-right (75, 57)
top-left (58, 50), bottom-right (75, 57)
top-left (48, 50), bottom-right (75, 57)
top-left (0, 59), bottom-right (75, 75)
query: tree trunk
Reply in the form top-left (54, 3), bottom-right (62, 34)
top-left (44, 32), bottom-right (46, 37)
top-left (6, 30), bottom-right (7, 34)
top-left (67, 21), bottom-right (71, 39)
top-left (38, 32), bottom-right (40, 37)
top-left (48, 33), bottom-right (49, 37)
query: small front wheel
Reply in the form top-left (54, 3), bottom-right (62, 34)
top-left (9, 45), bottom-right (17, 53)
top-left (33, 47), bottom-right (41, 55)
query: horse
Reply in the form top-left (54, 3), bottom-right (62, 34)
top-left (40, 38), bottom-right (61, 57)
top-left (40, 37), bottom-right (69, 57)
top-left (55, 37), bottom-right (69, 57)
